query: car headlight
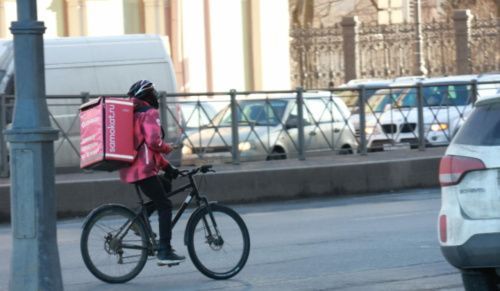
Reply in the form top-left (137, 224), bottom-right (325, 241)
top-left (430, 123), bottom-right (448, 132)
top-left (182, 145), bottom-right (192, 155)
top-left (364, 120), bottom-right (378, 135)
top-left (365, 125), bottom-right (381, 135)
top-left (365, 126), bottom-right (374, 135)
top-left (238, 141), bottom-right (254, 152)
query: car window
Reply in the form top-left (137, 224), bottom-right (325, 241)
top-left (366, 88), bottom-right (404, 112)
top-left (453, 102), bottom-right (500, 146)
top-left (395, 85), bottom-right (471, 107)
top-left (215, 99), bottom-right (288, 126)
top-left (444, 85), bottom-right (470, 106)
top-left (181, 102), bottom-right (216, 129)
top-left (423, 85), bottom-right (470, 106)
top-left (304, 98), bottom-right (345, 123)
top-left (396, 88), bottom-right (417, 107)
top-left (287, 102), bottom-right (310, 126)
top-left (335, 90), bottom-right (359, 108)
top-left (335, 88), bottom-right (378, 109)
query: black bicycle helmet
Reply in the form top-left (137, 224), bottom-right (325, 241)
top-left (127, 80), bottom-right (160, 108)
top-left (127, 80), bottom-right (157, 99)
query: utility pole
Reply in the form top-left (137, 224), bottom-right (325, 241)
top-left (4, 0), bottom-right (63, 290)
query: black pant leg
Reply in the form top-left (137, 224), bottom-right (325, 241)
top-left (135, 175), bottom-right (173, 250)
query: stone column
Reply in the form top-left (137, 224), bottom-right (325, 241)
top-left (242, 0), bottom-right (262, 91)
top-left (203, 0), bottom-right (213, 91)
top-left (144, 0), bottom-right (167, 35)
top-left (6, 0), bottom-right (62, 289)
top-left (0, 0), bottom-right (6, 38)
top-left (167, 0), bottom-right (184, 91)
top-left (65, 0), bottom-right (87, 36)
top-left (341, 16), bottom-right (359, 83)
top-left (453, 10), bottom-right (473, 75)
top-left (413, 0), bottom-right (427, 76)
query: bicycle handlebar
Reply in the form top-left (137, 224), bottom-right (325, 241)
top-left (178, 164), bottom-right (215, 177)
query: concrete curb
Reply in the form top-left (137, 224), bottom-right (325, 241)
top-left (0, 154), bottom-right (441, 222)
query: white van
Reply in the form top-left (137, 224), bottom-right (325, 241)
top-left (1, 34), bottom-right (179, 169)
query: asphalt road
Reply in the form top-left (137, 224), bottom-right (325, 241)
top-left (0, 188), bottom-right (463, 291)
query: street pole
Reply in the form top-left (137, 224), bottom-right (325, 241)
top-left (3, 0), bottom-right (63, 290)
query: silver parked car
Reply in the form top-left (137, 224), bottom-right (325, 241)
top-left (181, 91), bottom-right (358, 165)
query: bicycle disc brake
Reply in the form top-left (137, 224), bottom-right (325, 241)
top-left (206, 235), bottom-right (224, 251)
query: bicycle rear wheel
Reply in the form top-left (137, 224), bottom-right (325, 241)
top-left (80, 205), bottom-right (149, 283)
top-left (186, 204), bottom-right (250, 280)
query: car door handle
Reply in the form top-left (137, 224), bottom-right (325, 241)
top-left (309, 131), bottom-right (317, 136)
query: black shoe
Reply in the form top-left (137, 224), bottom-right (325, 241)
top-left (157, 249), bottom-right (186, 266)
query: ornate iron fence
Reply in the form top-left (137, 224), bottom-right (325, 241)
top-left (358, 22), bottom-right (417, 79)
top-left (290, 13), bottom-right (499, 88)
top-left (470, 17), bottom-right (500, 73)
top-left (423, 20), bottom-right (456, 76)
top-left (290, 25), bottom-right (344, 89)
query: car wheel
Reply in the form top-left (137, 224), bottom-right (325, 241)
top-left (461, 269), bottom-right (497, 291)
top-left (338, 145), bottom-right (353, 155)
top-left (267, 148), bottom-right (286, 160)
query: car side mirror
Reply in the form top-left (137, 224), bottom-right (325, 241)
top-left (285, 117), bottom-right (299, 129)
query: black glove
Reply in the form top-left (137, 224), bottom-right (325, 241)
top-left (163, 163), bottom-right (179, 180)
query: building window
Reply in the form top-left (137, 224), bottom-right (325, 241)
top-left (378, 0), bottom-right (404, 24)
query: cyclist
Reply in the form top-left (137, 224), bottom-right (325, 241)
top-left (119, 80), bottom-right (185, 266)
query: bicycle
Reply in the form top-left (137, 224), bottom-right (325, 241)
top-left (80, 165), bottom-right (251, 283)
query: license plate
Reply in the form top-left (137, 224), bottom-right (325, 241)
top-left (383, 142), bottom-right (411, 151)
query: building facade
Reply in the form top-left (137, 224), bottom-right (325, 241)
top-left (0, 0), bottom-right (291, 92)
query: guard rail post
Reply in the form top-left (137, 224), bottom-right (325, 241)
top-left (416, 82), bottom-right (426, 151)
top-left (358, 86), bottom-right (367, 155)
top-left (230, 89), bottom-right (240, 165)
top-left (471, 79), bottom-right (478, 104)
top-left (158, 91), bottom-right (169, 141)
top-left (80, 91), bottom-right (90, 105)
top-left (0, 94), bottom-right (8, 177)
top-left (297, 87), bottom-right (306, 160)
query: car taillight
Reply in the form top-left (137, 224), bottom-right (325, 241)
top-left (439, 215), bottom-right (447, 243)
top-left (439, 155), bottom-right (486, 187)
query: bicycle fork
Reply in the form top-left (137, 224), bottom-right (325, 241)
top-left (198, 198), bottom-right (223, 248)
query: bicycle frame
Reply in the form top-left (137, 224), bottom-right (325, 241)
top-left (130, 172), bottom-right (218, 251)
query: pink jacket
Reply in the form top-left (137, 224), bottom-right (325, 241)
top-left (119, 99), bottom-right (173, 183)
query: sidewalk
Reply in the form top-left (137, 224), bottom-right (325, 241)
top-left (0, 147), bottom-right (445, 221)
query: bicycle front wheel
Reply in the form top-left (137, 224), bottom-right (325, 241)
top-left (186, 204), bottom-right (250, 280)
top-left (80, 205), bottom-right (149, 283)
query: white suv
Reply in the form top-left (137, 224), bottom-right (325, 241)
top-left (438, 95), bottom-right (500, 290)
top-left (367, 75), bottom-right (477, 150)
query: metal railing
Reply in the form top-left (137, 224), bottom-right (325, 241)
top-left (163, 88), bottom-right (358, 166)
top-left (1, 79), bottom-right (499, 177)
